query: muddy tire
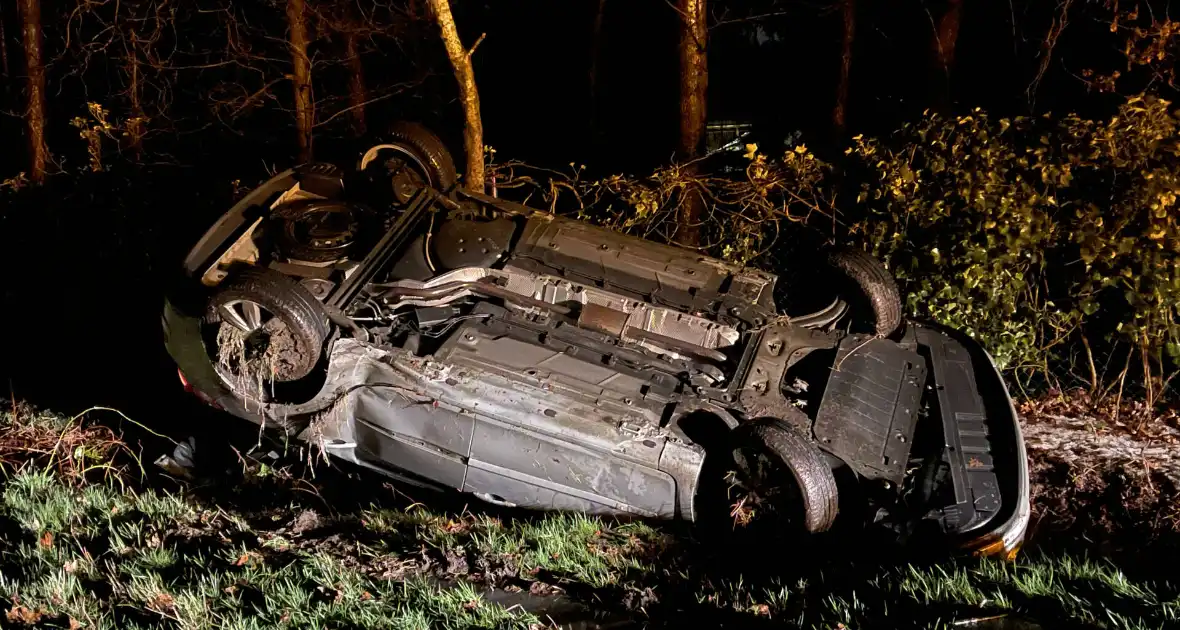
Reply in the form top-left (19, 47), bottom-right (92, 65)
top-left (384, 122), bottom-right (458, 190)
top-left (731, 417), bottom-right (839, 533)
top-left (208, 265), bottom-right (328, 382)
top-left (827, 247), bottom-right (902, 337)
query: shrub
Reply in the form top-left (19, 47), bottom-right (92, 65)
top-left (844, 109), bottom-right (1077, 371)
top-left (487, 144), bottom-right (836, 267)
top-left (844, 95), bottom-right (1180, 392)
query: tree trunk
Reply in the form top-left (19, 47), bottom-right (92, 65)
top-left (16, 0), bottom-right (47, 184)
top-left (286, 0), bottom-right (314, 163)
top-left (343, 26), bottom-right (368, 137)
top-left (930, 0), bottom-right (963, 112)
top-left (833, 0), bottom-right (855, 137)
top-left (427, 0), bottom-right (484, 192)
top-left (1, 8), bottom-right (10, 95)
top-left (676, 0), bottom-right (707, 247)
top-left (589, 0), bottom-right (606, 140)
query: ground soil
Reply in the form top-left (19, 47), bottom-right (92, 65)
top-left (1021, 392), bottom-right (1180, 571)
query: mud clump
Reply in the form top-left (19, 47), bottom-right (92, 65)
top-left (259, 320), bottom-right (314, 381)
top-left (215, 319), bottom-right (311, 393)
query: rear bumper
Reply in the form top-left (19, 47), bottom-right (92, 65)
top-left (162, 297), bottom-right (263, 424)
top-left (959, 348), bottom-right (1030, 559)
top-left (915, 323), bottom-right (1030, 559)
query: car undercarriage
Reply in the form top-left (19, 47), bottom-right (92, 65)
top-left (163, 125), bottom-right (1029, 557)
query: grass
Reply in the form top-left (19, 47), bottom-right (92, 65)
top-left (0, 405), bottom-right (1178, 629)
top-left (0, 469), bottom-right (540, 629)
top-left (361, 507), bottom-right (657, 589)
top-left (682, 554), bottom-right (1180, 629)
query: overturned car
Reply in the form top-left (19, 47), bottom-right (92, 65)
top-left (163, 124), bottom-right (1029, 557)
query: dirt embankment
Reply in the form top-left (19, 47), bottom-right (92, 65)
top-left (1021, 394), bottom-right (1180, 566)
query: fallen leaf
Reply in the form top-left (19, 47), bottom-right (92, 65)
top-left (39, 532), bottom-right (53, 550)
top-left (234, 553), bottom-right (250, 566)
top-left (148, 592), bottom-right (176, 613)
top-left (6, 605), bottom-right (42, 625)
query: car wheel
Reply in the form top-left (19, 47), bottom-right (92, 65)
top-left (207, 265), bottom-right (329, 384)
top-left (728, 417), bottom-right (839, 534)
top-left (361, 122), bottom-right (458, 197)
top-left (827, 247), bottom-right (902, 337)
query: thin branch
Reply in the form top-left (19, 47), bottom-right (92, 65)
top-left (711, 10), bottom-right (792, 29)
top-left (313, 79), bottom-right (428, 128)
top-left (230, 76), bottom-right (289, 118)
top-left (467, 32), bottom-right (486, 57)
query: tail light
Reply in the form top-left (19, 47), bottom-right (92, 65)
top-left (177, 369), bottom-right (224, 410)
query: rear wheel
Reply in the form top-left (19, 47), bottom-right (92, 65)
top-left (827, 247), bottom-right (902, 337)
top-left (360, 122), bottom-right (458, 201)
top-left (727, 417), bottom-right (840, 534)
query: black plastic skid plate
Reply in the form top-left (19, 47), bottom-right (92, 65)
top-left (814, 335), bottom-right (927, 483)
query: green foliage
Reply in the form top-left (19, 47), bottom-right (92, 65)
top-left (362, 506), bottom-right (659, 588)
top-left (688, 552), bottom-right (1180, 629)
top-left (845, 95), bottom-right (1180, 378)
top-left (0, 472), bottom-right (540, 629)
top-left (508, 93), bottom-right (1180, 390)
top-left (846, 108), bottom-right (1077, 369)
top-left (509, 513), bottom-right (655, 588)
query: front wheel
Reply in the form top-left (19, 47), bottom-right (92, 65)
top-left (204, 265), bottom-right (330, 405)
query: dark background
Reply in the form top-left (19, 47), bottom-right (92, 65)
top-left (0, 0), bottom-right (1154, 419)
top-left (0, 1), bottom-right (1134, 176)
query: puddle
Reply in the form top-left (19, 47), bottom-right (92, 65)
top-left (957, 616), bottom-right (1043, 630)
top-left (481, 588), bottom-right (636, 629)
